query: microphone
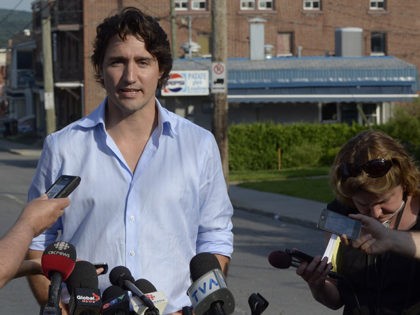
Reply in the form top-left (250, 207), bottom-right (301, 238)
top-left (187, 252), bottom-right (235, 315)
top-left (101, 285), bottom-right (130, 315)
top-left (130, 279), bottom-right (168, 315)
top-left (109, 266), bottom-right (158, 314)
top-left (40, 241), bottom-right (77, 315)
top-left (268, 249), bottom-right (341, 279)
top-left (66, 261), bottom-right (102, 314)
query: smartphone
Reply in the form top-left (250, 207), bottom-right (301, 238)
top-left (317, 208), bottom-right (361, 240)
top-left (45, 175), bottom-right (81, 199)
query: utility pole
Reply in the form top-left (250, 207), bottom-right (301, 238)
top-left (211, 0), bottom-right (229, 183)
top-left (170, 0), bottom-right (177, 59)
top-left (41, 0), bottom-right (56, 135)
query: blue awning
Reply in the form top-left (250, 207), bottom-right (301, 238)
top-left (172, 56), bottom-right (419, 103)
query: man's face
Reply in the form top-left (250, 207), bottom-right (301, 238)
top-left (101, 34), bottom-right (162, 117)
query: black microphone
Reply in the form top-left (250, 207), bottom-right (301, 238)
top-left (187, 252), bottom-right (235, 315)
top-left (268, 249), bottom-right (341, 279)
top-left (248, 293), bottom-right (269, 315)
top-left (130, 279), bottom-right (168, 315)
top-left (109, 266), bottom-right (158, 313)
top-left (40, 241), bottom-right (77, 315)
top-left (66, 261), bottom-right (102, 314)
top-left (101, 285), bottom-right (130, 315)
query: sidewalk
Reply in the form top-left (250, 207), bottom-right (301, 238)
top-left (0, 137), bottom-right (324, 227)
top-left (228, 185), bottom-right (324, 228)
top-left (0, 137), bottom-right (42, 158)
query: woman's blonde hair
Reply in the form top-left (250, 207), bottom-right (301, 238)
top-left (330, 129), bottom-right (420, 207)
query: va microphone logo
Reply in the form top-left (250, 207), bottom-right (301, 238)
top-left (188, 270), bottom-right (223, 303)
top-left (187, 268), bottom-right (234, 315)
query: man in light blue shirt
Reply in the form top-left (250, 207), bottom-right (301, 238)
top-left (26, 7), bottom-right (233, 314)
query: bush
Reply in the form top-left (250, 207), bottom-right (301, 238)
top-left (228, 102), bottom-right (420, 171)
top-left (228, 122), bottom-right (365, 171)
top-left (281, 141), bottom-right (323, 167)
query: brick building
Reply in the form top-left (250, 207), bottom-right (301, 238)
top-left (6, 0), bottom-right (419, 134)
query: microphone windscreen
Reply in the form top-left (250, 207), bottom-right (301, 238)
top-left (134, 279), bottom-right (157, 293)
top-left (189, 252), bottom-right (221, 281)
top-left (268, 251), bottom-right (292, 269)
top-left (41, 241), bottom-right (77, 281)
top-left (66, 260), bottom-right (98, 293)
top-left (102, 285), bottom-right (126, 301)
top-left (109, 266), bottom-right (134, 286)
top-left (102, 285), bottom-right (130, 314)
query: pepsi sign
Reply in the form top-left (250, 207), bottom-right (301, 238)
top-left (162, 71), bottom-right (209, 96)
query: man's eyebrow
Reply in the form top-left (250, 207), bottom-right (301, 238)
top-left (107, 56), bottom-right (126, 62)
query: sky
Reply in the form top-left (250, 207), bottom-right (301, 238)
top-left (0, 0), bottom-right (32, 12)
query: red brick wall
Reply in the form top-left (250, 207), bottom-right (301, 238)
top-left (81, 0), bottom-right (420, 114)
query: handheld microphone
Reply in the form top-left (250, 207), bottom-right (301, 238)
top-left (66, 261), bottom-right (102, 314)
top-left (130, 279), bottom-right (168, 315)
top-left (109, 266), bottom-right (158, 313)
top-left (40, 241), bottom-right (77, 315)
top-left (268, 249), bottom-right (341, 279)
top-left (101, 285), bottom-right (130, 315)
top-left (248, 293), bottom-right (269, 315)
top-left (187, 252), bottom-right (235, 315)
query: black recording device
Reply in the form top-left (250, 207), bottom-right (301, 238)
top-left (317, 208), bottom-right (362, 240)
top-left (45, 175), bottom-right (81, 199)
top-left (285, 248), bottom-right (313, 263)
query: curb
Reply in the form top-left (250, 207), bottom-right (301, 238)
top-left (233, 204), bottom-right (318, 230)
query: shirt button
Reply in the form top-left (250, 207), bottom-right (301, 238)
top-left (129, 250), bottom-right (135, 256)
top-left (130, 215), bottom-right (135, 222)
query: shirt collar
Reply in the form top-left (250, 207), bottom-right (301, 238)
top-left (76, 97), bottom-right (176, 138)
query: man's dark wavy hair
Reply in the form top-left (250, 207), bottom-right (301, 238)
top-left (91, 7), bottom-right (172, 89)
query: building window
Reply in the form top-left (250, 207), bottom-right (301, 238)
top-left (258, 0), bottom-right (274, 10)
top-left (175, 0), bottom-right (208, 11)
top-left (321, 103), bottom-right (338, 122)
top-left (175, 0), bottom-right (188, 10)
top-left (303, 0), bottom-right (321, 10)
top-left (241, 0), bottom-right (256, 10)
top-left (240, 0), bottom-right (274, 10)
top-left (191, 0), bottom-right (207, 10)
top-left (370, 0), bottom-right (385, 10)
top-left (371, 32), bottom-right (386, 55)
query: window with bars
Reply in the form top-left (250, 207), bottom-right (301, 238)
top-left (303, 0), bottom-right (321, 10)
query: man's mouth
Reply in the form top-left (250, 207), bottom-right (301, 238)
top-left (120, 88), bottom-right (141, 93)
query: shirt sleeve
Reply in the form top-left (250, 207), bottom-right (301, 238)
top-left (29, 134), bottom-right (62, 251)
top-left (196, 134), bottom-right (234, 257)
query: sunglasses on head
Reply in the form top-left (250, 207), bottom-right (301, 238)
top-left (340, 158), bottom-right (395, 181)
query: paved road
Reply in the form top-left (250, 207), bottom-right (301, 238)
top-left (0, 146), bottom-right (340, 314)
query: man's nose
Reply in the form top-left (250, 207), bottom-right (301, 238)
top-left (123, 62), bottom-right (136, 83)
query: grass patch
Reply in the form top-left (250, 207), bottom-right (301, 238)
top-left (230, 166), bottom-right (330, 182)
top-left (230, 167), bottom-right (334, 203)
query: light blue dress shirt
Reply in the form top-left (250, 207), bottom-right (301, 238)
top-left (29, 98), bottom-right (234, 313)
